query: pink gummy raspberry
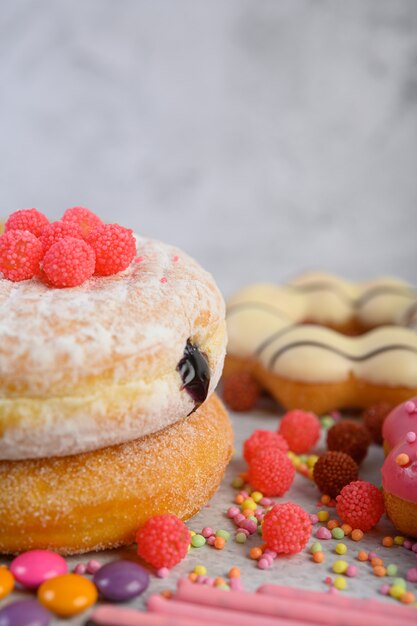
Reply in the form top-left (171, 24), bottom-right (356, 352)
top-left (62, 206), bottom-right (103, 237)
top-left (244, 430), bottom-right (289, 464)
top-left (39, 220), bottom-right (84, 253)
top-left (5, 208), bottom-right (49, 237)
top-left (336, 480), bottom-right (385, 532)
top-left (87, 223), bottom-right (136, 276)
top-left (262, 502), bottom-right (312, 554)
top-left (0, 230), bottom-right (43, 281)
top-left (136, 514), bottom-right (190, 569)
top-left (278, 409), bottom-right (321, 453)
top-left (248, 447), bottom-right (295, 496)
top-left (42, 237), bottom-right (96, 287)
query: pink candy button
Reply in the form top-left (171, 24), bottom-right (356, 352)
top-left (10, 550), bottom-right (67, 589)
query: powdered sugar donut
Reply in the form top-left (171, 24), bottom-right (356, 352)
top-left (0, 237), bottom-right (226, 460)
top-left (382, 431), bottom-right (417, 537)
top-left (225, 273), bottom-right (417, 413)
top-left (382, 397), bottom-right (417, 453)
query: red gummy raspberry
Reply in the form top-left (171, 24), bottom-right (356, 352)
top-left (278, 409), bottom-right (320, 453)
top-left (87, 223), bottom-right (136, 276)
top-left (222, 372), bottom-right (261, 412)
top-left (0, 230), bottom-right (43, 281)
top-left (39, 220), bottom-right (84, 253)
top-left (262, 502), bottom-right (312, 554)
top-left (5, 208), bottom-right (49, 237)
top-left (336, 480), bottom-right (385, 532)
top-left (42, 237), bottom-right (96, 287)
top-left (136, 514), bottom-right (190, 569)
top-left (243, 429), bottom-right (289, 464)
top-left (248, 447), bottom-right (295, 496)
top-left (62, 206), bottom-right (103, 237)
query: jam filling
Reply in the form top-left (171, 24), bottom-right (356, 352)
top-left (177, 340), bottom-right (210, 411)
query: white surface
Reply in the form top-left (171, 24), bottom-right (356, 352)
top-left (1, 407), bottom-right (417, 625)
top-left (0, 1), bottom-right (417, 294)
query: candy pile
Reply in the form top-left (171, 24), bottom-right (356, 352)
top-left (0, 549), bottom-right (150, 622)
top-left (0, 207), bottom-right (137, 287)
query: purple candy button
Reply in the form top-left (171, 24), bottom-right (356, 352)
top-left (0, 600), bottom-right (51, 626)
top-left (93, 560), bottom-right (150, 602)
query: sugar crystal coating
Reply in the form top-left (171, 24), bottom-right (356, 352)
top-left (243, 429), bottom-right (289, 463)
top-left (336, 480), bottom-right (385, 532)
top-left (262, 502), bottom-right (312, 554)
top-left (42, 237), bottom-right (96, 288)
top-left (0, 230), bottom-right (43, 281)
top-left (136, 514), bottom-right (191, 569)
top-left (87, 223), bottom-right (136, 276)
top-left (327, 420), bottom-right (371, 464)
top-left (62, 206), bottom-right (103, 237)
top-left (5, 208), bottom-right (49, 237)
top-left (278, 409), bottom-right (320, 453)
top-left (313, 451), bottom-right (358, 498)
top-left (248, 447), bottom-right (295, 496)
top-left (222, 372), bottom-right (261, 412)
top-left (362, 402), bottom-right (392, 445)
top-left (39, 221), bottom-right (84, 253)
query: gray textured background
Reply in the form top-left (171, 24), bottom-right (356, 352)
top-left (1, 0), bottom-right (417, 295)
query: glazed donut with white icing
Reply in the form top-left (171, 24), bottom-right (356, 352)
top-left (0, 237), bottom-right (226, 460)
top-left (225, 273), bottom-right (417, 413)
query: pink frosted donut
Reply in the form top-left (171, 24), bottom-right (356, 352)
top-left (382, 431), bottom-right (417, 537)
top-left (382, 397), bottom-right (417, 452)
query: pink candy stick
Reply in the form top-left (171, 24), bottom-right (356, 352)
top-left (90, 604), bottom-right (230, 626)
top-left (258, 584), bottom-right (416, 623)
top-left (148, 594), bottom-right (313, 626)
top-left (175, 580), bottom-right (414, 626)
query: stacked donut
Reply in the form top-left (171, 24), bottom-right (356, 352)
top-left (0, 210), bottom-right (232, 554)
top-left (225, 273), bottom-right (417, 413)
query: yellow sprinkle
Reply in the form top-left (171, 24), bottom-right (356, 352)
top-left (395, 453), bottom-right (410, 466)
top-left (333, 576), bottom-right (347, 590)
top-left (307, 455), bottom-right (319, 468)
top-left (241, 498), bottom-right (257, 511)
top-left (317, 511), bottom-right (329, 522)
top-left (333, 560), bottom-right (348, 574)
top-left (251, 491), bottom-right (263, 503)
top-left (390, 585), bottom-right (405, 599)
top-left (194, 565), bottom-right (207, 576)
top-left (335, 543), bottom-right (347, 555)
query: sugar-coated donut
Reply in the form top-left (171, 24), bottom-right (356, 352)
top-left (0, 236), bottom-right (226, 460)
top-left (225, 273), bottom-right (417, 413)
top-left (382, 397), bottom-right (417, 454)
top-left (0, 394), bottom-right (232, 555)
top-left (382, 431), bottom-right (417, 537)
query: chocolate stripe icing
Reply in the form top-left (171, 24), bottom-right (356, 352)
top-left (226, 301), bottom-right (292, 321)
top-left (289, 282), bottom-right (417, 307)
top-left (269, 341), bottom-right (417, 370)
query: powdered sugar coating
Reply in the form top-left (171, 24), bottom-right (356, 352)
top-left (0, 237), bottom-right (226, 459)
